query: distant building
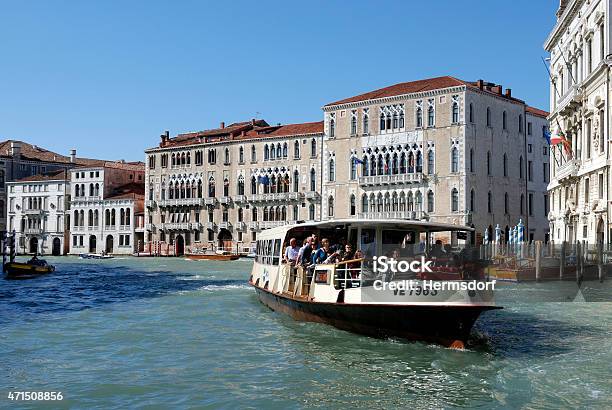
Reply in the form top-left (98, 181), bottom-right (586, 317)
top-left (321, 76), bottom-right (550, 243)
top-left (144, 120), bottom-right (324, 255)
top-left (68, 162), bottom-right (145, 255)
top-left (6, 170), bottom-right (70, 255)
top-left (0, 140), bottom-right (104, 233)
top-left (545, 0), bottom-right (610, 243)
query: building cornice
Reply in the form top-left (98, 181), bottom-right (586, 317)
top-left (321, 86), bottom-right (468, 112)
top-left (544, 0), bottom-right (583, 50)
top-left (145, 132), bottom-right (324, 154)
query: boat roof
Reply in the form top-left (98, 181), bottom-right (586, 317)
top-left (258, 219), bottom-right (474, 241)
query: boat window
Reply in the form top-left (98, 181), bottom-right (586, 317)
top-left (266, 240), bottom-right (273, 265)
top-left (360, 228), bottom-right (376, 259)
top-left (382, 229), bottom-right (418, 257)
top-left (272, 239), bottom-right (281, 265)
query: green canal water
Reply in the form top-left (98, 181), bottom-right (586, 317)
top-left (1, 257), bottom-right (611, 409)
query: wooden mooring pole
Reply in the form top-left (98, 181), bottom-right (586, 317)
top-left (576, 241), bottom-right (582, 284)
top-left (535, 241), bottom-right (542, 282)
top-left (560, 241), bottom-right (566, 280)
top-left (598, 243), bottom-right (604, 283)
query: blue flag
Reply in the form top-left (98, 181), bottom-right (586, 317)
top-left (543, 129), bottom-right (551, 145)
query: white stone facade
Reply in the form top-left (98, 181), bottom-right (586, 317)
top-left (545, 0), bottom-right (611, 244)
top-left (6, 171), bottom-right (70, 255)
top-left (69, 164), bottom-right (145, 255)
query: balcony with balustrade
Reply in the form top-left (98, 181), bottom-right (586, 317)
top-left (219, 196), bottom-right (232, 205)
top-left (145, 223), bottom-right (155, 231)
top-left (358, 173), bottom-right (424, 187)
top-left (206, 222), bottom-right (217, 231)
top-left (204, 197), bottom-right (217, 206)
top-left (24, 228), bottom-right (43, 235)
top-left (159, 222), bottom-right (191, 231)
top-left (556, 84), bottom-right (581, 115)
top-left (234, 195), bottom-right (247, 204)
top-left (555, 159), bottom-right (580, 182)
top-left (236, 221), bottom-right (246, 231)
top-left (248, 221), bottom-right (259, 231)
top-left (24, 208), bottom-right (46, 216)
top-left (145, 200), bottom-right (156, 208)
top-left (157, 198), bottom-right (204, 207)
top-left (219, 221), bottom-right (233, 230)
top-left (357, 210), bottom-right (426, 220)
top-left (305, 191), bottom-right (320, 201)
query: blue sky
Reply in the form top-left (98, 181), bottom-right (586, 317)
top-left (0, 0), bottom-right (558, 162)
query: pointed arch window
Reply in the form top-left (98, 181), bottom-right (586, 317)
top-left (329, 158), bottom-right (335, 182)
top-left (350, 113), bottom-right (357, 135)
top-left (503, 153), bottom-right (508, 177)
top-left (502, 111), bottom-right (507, 130)
top-left (361, 194), bottom-right (368, 213)
top-left (451, 147), bottom-right (459, 173)
top-left (239, 146), bottom-right (244, 164)
top-left (469, 103), bottom-right (474, 123)
top-left (251, 145), bottom-right (257, 162)
top-left (309, 204), bottom-right (315, 220)
top-left (208, 177), bottom-right (216, 198)
top-left (350, 157), bottom-right (357, 180)
top-left (470, 189), bottom-right (475, 212)
top-left (264, 144), bottom-right (270, 161)
top-left (294, 140), bottom-right (300, 159)
top-left (427, 150), bottom-right (434, 175)
top-left (452, 100), bottom-right (459, 123)
top-left (488, 191), bottom-right (492, 213)
top-left (237, 176), bottom-right (245, 196)
top-left (293, 170), bottom-right (299, 192)
top-left (310, 169), bottom-right (316, 191)
top-left (427, 101), bottom-right (435, 127)
top-left (486, 107), bottom-right (491, 127)
top-left (427, 190), bottom-right (434, 213)
top-left (416, 103), bottom-right (423, 128)
top-left (451, 188), bottom-right (459, 212)
top-left (363, 110), bottom-right (369, 134)
top-left (311, 138), bottom-right (317, 158)
top-left (469, 149), bottom-right (474, 172)
top-left (329, 118), bottom-right (335, 138)
top-left (282, 143), bottom-right (288, 158)
top-left (349, 194), bottom-right (356, 216)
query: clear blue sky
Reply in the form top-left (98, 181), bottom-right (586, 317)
top-left (0, 0), bottom-right (558, 162)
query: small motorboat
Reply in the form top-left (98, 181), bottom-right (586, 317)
top-left (185, 249), bottom-right (240, 261)
top-left (4, 256), bottom-right (55, 279)
top-left (80, 253), bottom-right (114, 260)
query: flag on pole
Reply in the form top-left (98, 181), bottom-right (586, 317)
top-left (550, 129), bottom-right (572, 157)
top-left (352, 156), bottom-right (364, 165)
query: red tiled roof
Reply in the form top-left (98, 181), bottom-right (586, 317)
top-left (13, 169), bottom-right (69, 183)
top-left (324, 76), bottom-right (528, 107)
top-left (74, 161), bottom-right (145, 172)
top-left (237, 121), bottom-right (323, 140)
top-left (526, 106), bottom-right (549, 118)
top-left (325, 76), bottom-right (468, 106)
top-left (0, 140), bottom-right (105, 166)
top-left (173, 120), bottom-right (269, 142)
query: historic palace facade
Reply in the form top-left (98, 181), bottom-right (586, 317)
top-left (546, 0), bottom-right (611, 244)
top-left (144, 120), bottom-right (324, 255)
top-left (322, 76), bottom-right (550, 244)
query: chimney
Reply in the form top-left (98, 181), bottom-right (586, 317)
top-left (477, 79), bottom-right (484, 90)
top-left (10, 141), bottom-right (21, 157)
top-left (251, 118), bottom-right (256, 125)
top-left (160, 131), bottom-right (170, 147)
top-left (505, 88), bottom-right (512, 98)
top-left (70, 149), bottom-right (76, 163)
top-left (491, 85), bottom-right (502, 95)
top-left (220, 121), bottom-right (225, 129)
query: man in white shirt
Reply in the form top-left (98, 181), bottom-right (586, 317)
top-left (284, 237), bottom-right (300, 265)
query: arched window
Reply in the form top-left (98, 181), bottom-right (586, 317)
top-left (275, 144), bottom-right (281, 159)
top-left (95, 183), bottom-right (100, 196)
top-left (469, 149), bottom-right (474, 172)
top-left (294, 140), bottom-right (300, 158)
top-left (264, 144), bottom-right (270, 160)
top-left (399, 111), bottom-right (405, 128)
top-left (399, 192), bottom-right (406, 212)
top-left (380, 112), bottom-right (386, 131)
top-left (237, 176), bottom-right (245, 195)
top-left (503, 153), bottom-right (508, 177)
top-left (469, 103), bottom-right (474, 123)
top-left (416, 106), bottom-right (423, 127)
top-left (208, 177), bottom-right (215, 197)
top-left (427, 105), bottom-right (435, 127)
top-left (125, 209), bottom-right (130, 226)
top-left (89, 183), bottom-right (94, 196)
top-left (384, 192), bottom-right (391, 212)
top-left (451, 147), bottom-right (458, 173)
top-left (171, 153), bottom-right (176, 167)
top-left (487, 151), bottom-right (491, 175)
top-left (239, 146), bottom-right (244, 163)
top-left (110, 209), bottom-right (115, 226)
top-left (486, 107), bottom-right (491, 127)
top-left (311, 138), bottom-right (317, 157)
top-left (197, 180), bottom-right (203, 198)
top-left (504, 192), bottom-right (509, 214)
top-left (75, 185), bottom-right (80, 197)
top-left (88, 210), bottom-right (93, 226)
top-left (349, 194), bottom-right (356, 216)
top-left (329, 118), bottom-right (335, 138)
top-left (407, 192), bottom-right (414, 211)
top-left (293, 170), bottom-right (299, 192)
top-left (399, 152), bottom-right (406, 174)
top-left (452, 101), bottom-right (459, 123)
top-left (377, 193), bottom-right (383, 212)
top-left (363, 112), bottom-right (369, 134)
top-left (251, 176), bottom-right (257, 194)
top-left (518, 114), bottom-right (523, 133)
top-left (310, 168), bottom-right (316, 191)
top-left (451, 188), bottom-right (459, 212)
top-left (407, 152), bottom-right (414, 173)
top-left (488, 191), bottom-right (492, 213)
top-left (350, 116), bottom-right (357, 135)
top-left (392, 112), bottom-right (398, 129)
top-left (329, 158), bottom-right (335, 182)
top-left (427, 150), bottom-right (434, 175)
top-left (392, 192), bottom-right (398, 211)
top-left (309, 204), bottom-right (315, 220)
top-left (263, 206), bottom-right (269, 221)
top-left (252, 207), bottom-right (258, 221)
top-left (416, 151), bottom-right (422, 173)
top-left (470, 189), bottom-right (475, 212)
top-left (282, 143), bottom-right (288, 158)
top-left (502, 111), bottom-right (507, 130)
top-left (223, 148), bottom-right (229, 165)
top-left (292, 204), bottom-right (299, 221)
top-left (251, 145), bottom-right (257, 162)
top-left (427, 190), bottom-right (434, 213)
top-left (223, 178), bottom-right (229, 196)
top-left (415, 191), bottom-right (423, 211)
top-left (186, 152), bottom-right (191, 165)
top-left (361, 194), bottom-right (368, 213)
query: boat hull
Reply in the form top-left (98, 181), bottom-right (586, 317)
top-left (4, 263), bottom-right (55, 279)
top-left (253, 284), bottom-right (496, 347)
top-left (186, 254), bottom-right (240, 261)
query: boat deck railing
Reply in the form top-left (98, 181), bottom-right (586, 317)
top-left (333, 258), bottom-right (364, 290)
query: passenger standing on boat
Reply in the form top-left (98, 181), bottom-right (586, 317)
top-left (283, 238), bottom-right (300, 265)
top-left (429, 240), bottom-right (445, 258)
top-left (312, 238), bottom-right (331, 265)
top-left (298, 237), bottom-right (313, 266)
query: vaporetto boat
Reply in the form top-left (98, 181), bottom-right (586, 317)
top-left (249, 219), bottom-right (500, 348)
